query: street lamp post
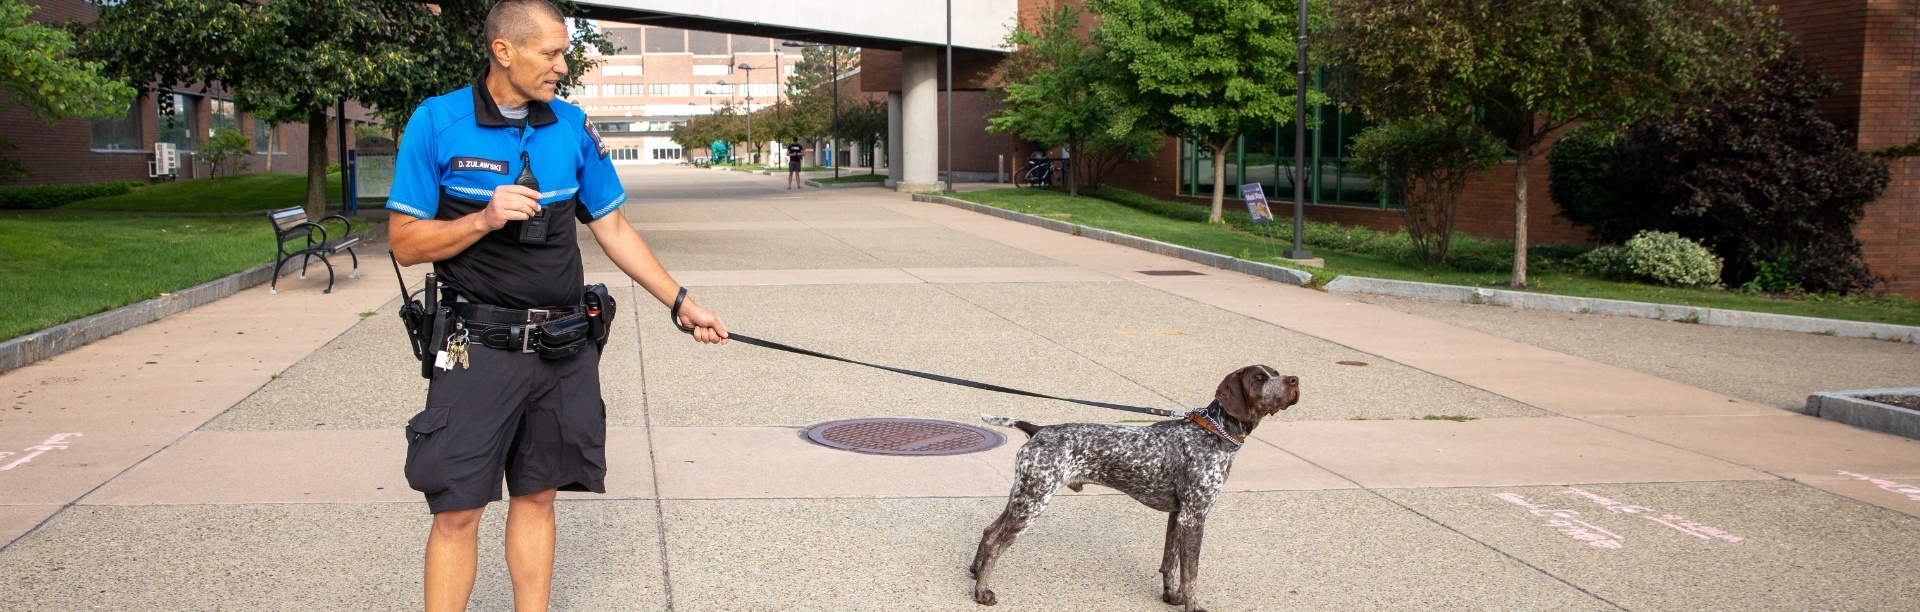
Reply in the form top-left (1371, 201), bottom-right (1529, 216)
top-left (1286, 0), bottom-right (1313, 259)
top-left (737, 63), bottom-right (757, 164)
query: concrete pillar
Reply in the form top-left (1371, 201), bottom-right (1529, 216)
top-left (897, 46), bottom-right (941, 192)
top-left (886, 92), bottom-right (903, 188)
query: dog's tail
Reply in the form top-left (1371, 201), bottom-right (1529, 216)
top-left (981, 414), bottom-right (1042, 438)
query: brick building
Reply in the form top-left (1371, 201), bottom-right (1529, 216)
top-left (0, 0), bottom-right (378, 188)
top-left (562, 23), bottom-right (798, 164)
top-left (858, 0), bottom-right (1919, 296)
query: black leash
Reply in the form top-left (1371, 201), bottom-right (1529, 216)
top-left (670, 288), bottom-right (1182, 417)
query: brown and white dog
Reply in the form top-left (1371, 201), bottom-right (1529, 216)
top-left (971, 365), bottom-right (1299, 611)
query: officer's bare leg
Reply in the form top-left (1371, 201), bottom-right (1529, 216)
top-left (506, 489), bottom-right (558, 611)
top-left (425, 507), bottom-right (484, 612)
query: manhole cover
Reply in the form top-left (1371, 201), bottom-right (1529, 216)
top-left (1138, 270), bottom-right (1205, 276)
top-left (802, 418), bottom-right (1005, 456)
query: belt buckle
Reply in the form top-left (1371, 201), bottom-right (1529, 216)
top-left (522, 309), bottom-right (553, 353)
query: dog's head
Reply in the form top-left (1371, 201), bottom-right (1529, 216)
top-left (1215, 364), bottom-right (1299, 424)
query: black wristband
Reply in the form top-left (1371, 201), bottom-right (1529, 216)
top-left (670, 287), bottom-right (690, 333)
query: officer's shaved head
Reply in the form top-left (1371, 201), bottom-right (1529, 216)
top-left (484, 0), bottom-right (564, 52)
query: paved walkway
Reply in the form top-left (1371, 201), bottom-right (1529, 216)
top-left (2, 165), bottom-right (1918, 610)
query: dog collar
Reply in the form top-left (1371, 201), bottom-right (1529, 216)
top-left (1186, 403), bottom-right (1244, 448)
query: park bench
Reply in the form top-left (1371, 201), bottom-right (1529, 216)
top-left (265, 206), bottom-right (359, 294)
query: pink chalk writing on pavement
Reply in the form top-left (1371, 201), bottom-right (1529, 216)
top-left (1565, 487), bottom-right (1744, 543)
top-left (1835, 470), bottom-right (1920, 502)
top-left (1494, 492), bottom-right (1625, 549)
top-left (0, 433), bottom-right (83, 472)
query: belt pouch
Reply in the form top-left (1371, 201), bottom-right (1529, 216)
top-left (584, 284), bottom-right (616, 349)
top-left (536, 313), bottom-right (590, 359)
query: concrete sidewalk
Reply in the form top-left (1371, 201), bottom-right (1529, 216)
top-left (2, 165), bottom-right (1917, 610)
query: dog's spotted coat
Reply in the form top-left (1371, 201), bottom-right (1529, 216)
top-left (970, 365), bottom-right (1301, 611)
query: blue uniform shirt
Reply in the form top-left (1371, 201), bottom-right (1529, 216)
top-left (388, 75), bottom-right (624, 309)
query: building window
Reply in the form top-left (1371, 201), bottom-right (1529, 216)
top-left (644, 27), bottom-right (685, 53)
top-left (606, 28), bottom-right (641, 56)
top-left (731, 35), bottom-right (771, 53)
top-left (688, 30), bottom-right (728, 55)
top-left (706, 83), bottom-right (734, 96)
top-left (209, 99), bottom-right (238, 136)
top-left (648, 83), bottom-right (690, 97)
top-left (602, 84), bottom-right (646, 97)
top-left (610, 148), bottom-right (640, 161)
top-left (88, 98), bottom-right (142, 151)
top-left (1178, 72), bottom-right (1382, 207)
top-left (691, 64), bottom-right (732, 76)
top-left (253, 118), bottom-right (281, 153)
top-left (652, 148), bottom-right (683, 160)
top-left (158, 92), bottom-right (198, 151)
top-left (744, 83), bottom-right (777, 98)
top-left (594, 122), bottom-right (633, 133)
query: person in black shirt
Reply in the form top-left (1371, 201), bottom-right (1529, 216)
top-left (786, 141), bottom-right (810, 189)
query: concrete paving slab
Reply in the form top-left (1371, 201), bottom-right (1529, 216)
top-left (938, 281), bottom-right (1547, 421)
top-left (1353, 295), bottom-right (1920, 410)
top-left (1589, 413), bottom-right (1920, 482)
top-left (210, 286), bottom-right (648, 431)
top-left (79, 428), bottom-right (656, 505)
top-left (0, 501), bottom-right (666, 611)
top-left (1793, 472), bottom-right (1920, 517)
top-left (1379, 481), bottom-right (1920, 610)
top-left (0, 428), bottom-right (186, 505)
top-left (0, 505), bottom-right (58, 546)
top-left (817, 226), bottom-right (1064, 269)
top-left (1260, 418), bottom-right (1773, 488)
top-left (652, 426), bottom-right (1018, 499)
top-left (671, 267), bottom-right (924, 287)
top-left (902, 266), bottom-right (1119, 284)
top-left (644, 228), bottom-right (889, 271)
top-left (657, 493), bottom-right (1607, 611)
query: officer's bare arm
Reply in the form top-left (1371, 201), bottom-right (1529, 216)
top-left (584, 213), bottom-right (728, 344)
top-left (390, 185), bottom-right (543, 265)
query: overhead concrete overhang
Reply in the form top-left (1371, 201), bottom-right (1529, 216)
top-left (571, 0), bottom-right (1016, 52)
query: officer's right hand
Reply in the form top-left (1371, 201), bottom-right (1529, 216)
top-left (480, 185), bottom-right (542, 230)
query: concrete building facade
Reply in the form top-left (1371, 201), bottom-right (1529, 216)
top-left (563, 24), bottom-right (799, 165)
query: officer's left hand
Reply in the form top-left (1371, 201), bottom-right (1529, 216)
top-left (677, 299), bottom-right (728, 345)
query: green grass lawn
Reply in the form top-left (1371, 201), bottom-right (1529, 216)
top-left (813, 173), bottom-right (886, 184)
top-left (948, 187), bottom-right (1920, 327)
top-left (0, 214), bottom-right (277, 341)
top-left (64, 172), bottom-right (345, 213)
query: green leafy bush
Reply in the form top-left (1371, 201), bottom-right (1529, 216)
top-left (1611, 231), bottom-right (1723, 287)
top-left (0, 181), bottom-right (142, 210)
top-left (1547, 123), bottom-right (1630, 240)
top-left (1576, 245), bottom-right (1634, 280)
top-left (200, 127), bottom-right (252, 177)
top-left (1349, 116), bottom-right (1505, 265)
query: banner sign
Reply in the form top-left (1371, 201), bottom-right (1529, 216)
top-left (1241, 183), bottom-right (1274, 223)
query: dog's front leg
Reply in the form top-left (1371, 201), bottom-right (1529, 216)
top-left (1160, 511), bottom-right (1182, 605)
top-left (1173, 511), bottom-right (1208, 612)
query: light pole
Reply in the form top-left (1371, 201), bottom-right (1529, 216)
top-left (737, 63), bottom-right (757, 164)
top-left (1286, 0), bottom-right (1313, 259)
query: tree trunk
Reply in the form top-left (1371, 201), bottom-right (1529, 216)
top-left (1511, 147), bottom-right (1530, 288)
top-left (1209, 141), bottom-right (1229, 223)
top-left (305, 109), bottom-right (328, 220)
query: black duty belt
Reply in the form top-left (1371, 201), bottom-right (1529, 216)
top-left (450, 302), bottom-right (588, 355)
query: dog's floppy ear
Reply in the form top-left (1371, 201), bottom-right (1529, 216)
top-left (1215, 366), bottom-right (1259, 422)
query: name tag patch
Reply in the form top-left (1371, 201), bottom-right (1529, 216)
top-left (585, 119), bottom-right (608, 159)
top-left (451, 157), bottom-right (507, 174)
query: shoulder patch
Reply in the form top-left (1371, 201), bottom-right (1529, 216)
top-left (584, 118), bottom-right (608, 159)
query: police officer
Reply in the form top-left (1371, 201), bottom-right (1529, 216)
top-left (386, 1), bottom-right (728, 609)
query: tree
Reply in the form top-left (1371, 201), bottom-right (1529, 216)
top-left (989, 4), bottom-right (1159, 196)
top-left (1324, 0), bottom-right (1779, 287)
top-left (1092, 0), bottom-right (1316, 222)
top-left (782, 45), bottom-right (858, 100)
top-left (80, 0), bottom-right (610, 219)
top-left (200, 127), bottom-right (252, 177)
top-left (1349, 115), bottom-right (1505, 265)
top-left (0, 0), bottom-right (136, 182)
top-left (1584, 48), bottom-right (1890, 293)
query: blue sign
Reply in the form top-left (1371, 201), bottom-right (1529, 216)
top-left (1240, 183), bottom-right (1274, 223)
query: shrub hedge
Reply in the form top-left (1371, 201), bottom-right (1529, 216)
top-left (0, 181), bottom-right (144, 210)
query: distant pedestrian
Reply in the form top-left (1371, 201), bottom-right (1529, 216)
top-left (787, 141), bottom-right (811, 189)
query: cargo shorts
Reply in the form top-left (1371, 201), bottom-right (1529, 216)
top-left (403, 342), bottom-right (606, 513)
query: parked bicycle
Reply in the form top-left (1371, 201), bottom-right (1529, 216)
top-left (1018, 157), bottom-right (1058, 188)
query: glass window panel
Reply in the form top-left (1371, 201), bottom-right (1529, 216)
top-left (688, 30), bottom-right (728, 55)
top-left (253, 118), bottom-right (277, 153)
top-left (730, 35), bottom-right (770, 53)
top-left (158, 93), bottom-right (197, 150)
top-left (644, 27), bottom-right (685, 53)
top-left (88, 98), bottom-right (141, 151)
top-left (209, 99), bottom-right (238, 134)
top-left (606, 28), bottom-right (641, 55)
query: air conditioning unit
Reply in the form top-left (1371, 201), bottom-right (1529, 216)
top-left (150, 142), bottom-right (178, 178)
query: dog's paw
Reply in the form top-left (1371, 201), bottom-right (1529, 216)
top-left (1162, 590), bottom-right (1184, 606)
top-left (973, 589), bottom-right (998, 606)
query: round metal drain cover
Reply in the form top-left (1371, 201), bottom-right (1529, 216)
top-left (802, 418), bottom-right (1005, 456)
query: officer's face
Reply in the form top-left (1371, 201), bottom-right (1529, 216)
top-left (505, 16), bottom-right (570, 104)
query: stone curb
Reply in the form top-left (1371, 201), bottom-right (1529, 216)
top-left (1802, 388), bottom-right (1920, 440)
top-left (913, 193), bottom-right (1920, 344)
top-left (0, 223), bottom-right (387, 376)
top-left (803, 178), bottom-right (886, 189)
top-left (913, 194), bottom-right (1313, 287)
